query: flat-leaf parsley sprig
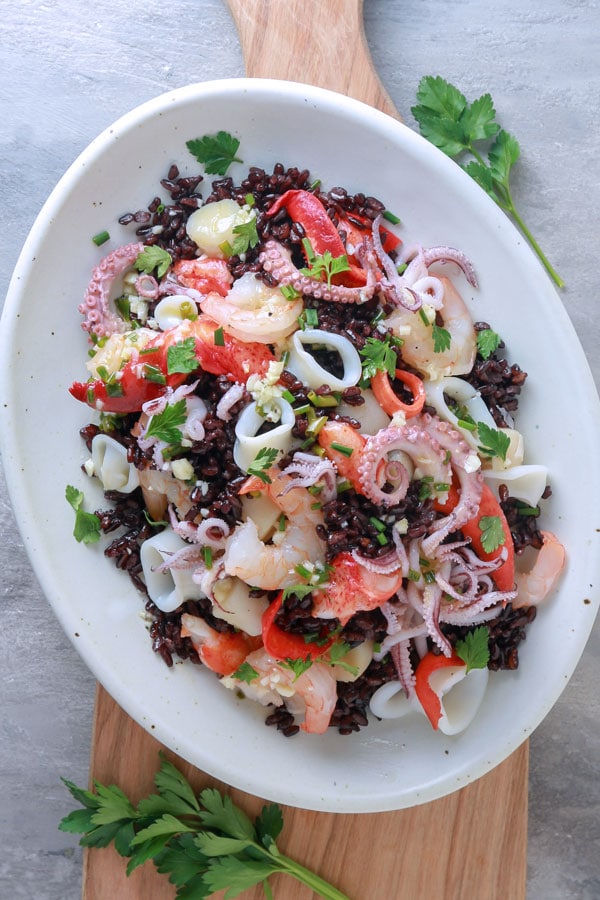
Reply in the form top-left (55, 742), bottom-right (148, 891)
top-left (411, 75), bottom-right (564, 288)
top-left (59, 755), bottom-right (351, 900)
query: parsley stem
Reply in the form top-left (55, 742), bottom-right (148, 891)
top-left (503, 195), bottom-right (565, 289)
top-left (263, 879), bottom-right (274, 900)
top-left (276, 853), bottom-right (352, 899)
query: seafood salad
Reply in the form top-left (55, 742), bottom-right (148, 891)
top-left (69, 137), bottom-right (566, 738)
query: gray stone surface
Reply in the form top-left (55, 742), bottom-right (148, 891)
top-left (1, 0), bottom-right (599, 897)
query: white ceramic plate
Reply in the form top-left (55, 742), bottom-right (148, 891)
top-left (1, 79), bottom-right (599, 812)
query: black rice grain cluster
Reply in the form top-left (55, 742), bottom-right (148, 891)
top-left (467, 322), bottom-right (527, 426)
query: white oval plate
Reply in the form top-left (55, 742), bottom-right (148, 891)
top-left (1, 79), bottom-right (599, 812)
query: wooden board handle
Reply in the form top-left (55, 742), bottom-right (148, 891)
top-left (225, 0), bottom-right (400, 119)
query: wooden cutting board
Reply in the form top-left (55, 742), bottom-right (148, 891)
top-left (83, 2), bottom-right (529, 897)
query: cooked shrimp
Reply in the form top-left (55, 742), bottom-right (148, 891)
top-left (180, 613), bottom-right (259, 676)
top-left (230, 648), bottom-right (337, 734)
top-left (200, 271), bottom-right (303, 344)
top-left (312, 551), bottom-right (404, 624)
top-left (223, 466), bottom-right (327, 590)
top-left (513, 531), bottom-right (566, 607)
top-left (172, 257), bottom-right (232, 296)
top-left (386, 276), bottom-right (477, 380)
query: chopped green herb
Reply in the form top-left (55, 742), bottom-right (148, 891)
top-left (281, 389), bottom-right (296, 403)
top-left (477, 328), bottom-right (501, 360)
top-left (233, 661), bottom-right (258, 684)
top-left (479, 515), bottom-right (506, 553)
top-left (247, 447), bottom-right (279, 484)
top-left (369, 516), bottom-right (387, 533)
top-left (185, 130), bottom-right (242, 175)
top-left (134, 245), bottom-right (172, 279)
top-left (143, 364), bottom-right (167, 385)
top-left (202, 546), bottom-right (213, 569)
top-left (455, 626), bottom-right (490, 672)
top-left (143, 510), bottom-right (168, 527)
top-left (359, 334), bottom-right (400, 380)
top-left (65, 485), bottom-right (102, 544)
top-left (92, 230), bottom-right (110, 246)
top-left (327, 642), bottom-right (359, 676)
top-left (145, 399), bottom-right (187, 444)
top-left (412, 75), bottom-right (563, 288)
top-left (307, 390), bottom-right (339, 408)
top-left (281, 284), bottom-right (301, 301)
top-left (281, 657), bottom-right (314, 680)
top-left (213, 326), bottom-right (225, 347)
top-left (282, 584), bottom-right (314, 602)
top-left (477, 422), bottom-right (511, 460)
top-left (432, 324), bottom-right (451, 353)
top-left (244, 193), bottom-right (255, 207)
top-left (299, 238), bottom-right (351, 288)
top-left (382, 210), bottom-right (401, 225)
top-left (330, 442), bottom-right (353, 457)
top-left (277, 513), bottom-right (286, 532)
top-left (418, 308), bottom-right (430, 326)
top-left (167, 338), bottom-right (198, 375)
top-left (230, 216), bottom-right (259, 256)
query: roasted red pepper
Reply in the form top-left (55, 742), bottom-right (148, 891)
top-left (414, 651), bottom-right (466, 729)
top-left (267, 189), bottom-right (368, 287)
top-left (261, 591), bottom-right (333, 662)
top-left (461, 483), bottom-right (515, 592)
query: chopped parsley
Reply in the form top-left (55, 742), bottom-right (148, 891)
top-left (432, 323), bottom-right (452, 353)
top-left (233, 661), bottom-right (258, 684)
top-left (455, 626), bottom-right (490, 672)
top-left (281, 657), bottom-right (314, 680)
top-left (145, 399), bottom-right (187, 444)
top-left (359, 334), bottom-right (400, 380)
top-left (167, 338), bottom-right (198, 375)
top-left (327, 642), bottom-right (359, 677)
top-left (479, 515), bottom-right (506, 553)
top-left (299, 238), bottom-right (350, 288)
top-left (230, 216), bottom-right (259, 256)
top-left (65, 486), bottom-right (101, 544)
top-left (134, 245), bottom-right (172, 279)
top-left (247, 447), bottom-right (279, 484)
top-left (477, 422), bottom-right (511, 460)
top-left (477, 327), bottom-right (501, 360)
top-left (185, 130), bottom-right (242, 175)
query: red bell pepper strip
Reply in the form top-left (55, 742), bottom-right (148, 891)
top-left (371, 368), bottom-right (426, 419)
top-left (461, 483), bottom-right (515, 592)
top-left (267, 190), bottom-right (367, 287)
top-left (414, 651), bottom-right (466, 729)
top-left (69, 336), bottom-right (188, 414)
top-left (262, 591), bottom-right (333, 662)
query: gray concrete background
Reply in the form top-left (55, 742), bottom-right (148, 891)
top-left (1, 0), bottom-right (599, 897)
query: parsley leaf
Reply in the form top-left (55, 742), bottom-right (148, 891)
top-left (432, 324), bottom-right (451, 353)
top-left (281, 657), bottom-right (313, 680)
top-left (134, 246), bottom-right (172, 279)
top-left (60, 754), bottom-right (349, 899)
top-left (145, 398), bottom-right (187, 444)
top-left (479, 515), bottom-right (506, 553)
top-left (455, 626), bottom-right (490, 673)
top-left (327, 642), bottom-right (359, 677)
top-left (412, 75), bottom-right (564, 288)
top-left (477, 422), bottom-right (511, 460)
top-left (65, 485), bottom-right (101, 544)
top-left (230, 215), bottom-right (259, 256)
top-left (359, 334), bottom-right (401, 380)
top-left (247, 447), bottom-right (279, 483)
top-left (186, 131), bottom-right (242, 175)
top-left (476, 327), bottom-right (501, 359)
top-left (299, 238), bottom-right (351, 288)
top-left (232, 661), bottom-right (258, 684)
top-left (167, 338), bottom-right (198, 375)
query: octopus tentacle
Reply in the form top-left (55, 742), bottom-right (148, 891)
top-left (259, 240), bottom-right (379, 304)
top-left (358, 422), bottom-right (452, 508)
top-left (420, 413), bottom-right (483, 557)
top-left (78, 241), bottom-right (145, 338)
